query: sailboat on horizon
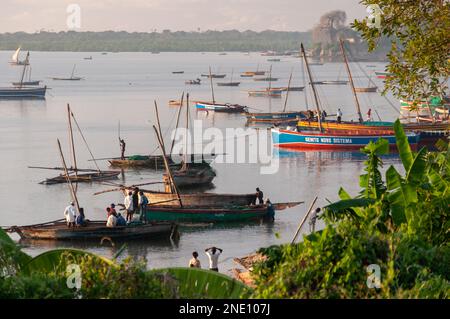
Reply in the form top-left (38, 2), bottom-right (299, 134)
top-left (9, 47), bottom-right (29, 66)
top-left (51, 64), bottom-right (84, 81)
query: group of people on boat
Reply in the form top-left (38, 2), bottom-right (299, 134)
top-left (188, 246), bottom-right (223, 272)
top-left (105, 189), bottom-right (150, 227)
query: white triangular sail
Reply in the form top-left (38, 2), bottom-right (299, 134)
top-left (11, 47), bottom-right (21, 63)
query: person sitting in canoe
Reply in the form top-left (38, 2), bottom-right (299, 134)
top-left (106, 210), bottom-right (117, 227)
top-left (116, 213), bottom-right (127, 226)
top-left (64, 202), bottom-right (76, 228)
top-left (75, 207), bottom-right (86, 226)
top-left (110, 203), bottom-right (117, 215)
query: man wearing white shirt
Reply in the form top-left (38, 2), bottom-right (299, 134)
top-left (124, 191), bottom-right (134, 222)
top-left (205, 246), bottom-right (223, 272)
top-left (64, 202), bottom-right (77, 228)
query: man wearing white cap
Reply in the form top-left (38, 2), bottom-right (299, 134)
top-left (64, 202), bottom-right (77, 228)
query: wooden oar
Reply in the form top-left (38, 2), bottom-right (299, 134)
top-left (28, 166), bottom-right (100, 172)
top-left (93, 181), bottom-right (165, 196)
top-left (291, 196), bottom-right (318, 244)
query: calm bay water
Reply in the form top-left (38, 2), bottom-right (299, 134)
top-left (0, 51), bottom-right (403, 273)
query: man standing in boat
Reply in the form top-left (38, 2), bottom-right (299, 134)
top-left (119, 138), bottom-right (126, 160)
top-left (64, 202), bottom-right (76, 228)
top-left (337, 108), bottom-right (343, 123)
top-left (253, 187), bottom-right (264, 205)
top-left (124, 191), bottom-right (134, 222)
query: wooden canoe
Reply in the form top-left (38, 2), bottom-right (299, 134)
top-left (9, 220), bottom-right (176, 240)
top-left (39, 171), bottom-right (120, 185)
top-left (144, 202), bottom-right (302, 222)
top-left (123, 188), bottom-right (256, 207)
top-left (163, 166), bottom-right (216, 187)
top-left (354, 87), bottom-right (378, 93)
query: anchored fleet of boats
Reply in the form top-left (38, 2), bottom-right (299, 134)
top-left (2, 44), bottom-right (448, 244)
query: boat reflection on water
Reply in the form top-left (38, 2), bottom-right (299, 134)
top-left (273, 148), bottom-right (401, 163)
top-left (19, 234), bottom-right (180, 261)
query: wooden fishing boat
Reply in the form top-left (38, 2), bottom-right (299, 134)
top-left (39, 170), bottom-right (121, 185)
top-left (271, 128), bottom-right (420, 150)
top-left (267, 58), bottom-right (281, 62)
top-left (185, 79), bottom-right (201, 85)
top-left (297, 120), bottom-right (395, 131)
top-left (375, 71), bottom-right (392, 79)
top-left (311, 80), bottom-right (348, 85)
top-left (253, 77), bottom-right (278, 81)
top-left (12, 80), bottom-right (41, 86)
top-left (123, 189), bottom-right (256, 207)
top-left (270, 86), bottom-right (305, 92)
top-left (163, 166), bottom-right (216, 187)
top-left (196, 101), bottom-right (247, 113)
top-left (84, 56), bottom-right (93, 60)
top-left (144, 202), bottom-right (302, 223)
top-left (354, 86), bottom-right (378, 92)
top-left (52, 64), bottom-right (83, 81)
top-left (3, 53), bottom-right (47, 99)
top-left (12, 66), bottom-right (41, 86)
top-left (247, 89), bottom-right (282, 97)
top-left (168, 100), bottom-right (183, 106)
top-left (201, 74), bottom-right (226, 78)
top-left (246, 111), bottom-right (307, 123)
top-left (217, 82), bottom-right (240, 87)
top-left (172, 71), bottom-right (184, 74)
top-left (0, 86), bottom-right (47, 99)
top-left (109, 155), bottom-right (168, 168)
top-left (7, 220), bottom-right (176, 240)
top-left (241, 71), bottom-right (266, 77)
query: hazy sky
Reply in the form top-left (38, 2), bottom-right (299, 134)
top-left (2, 0), bottom-right (368, 33)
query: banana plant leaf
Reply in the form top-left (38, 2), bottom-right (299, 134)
top-left (161, 267), bottom-right (251, 299)
top-left (386, 166), bottom-right (417, 225)
top-left (0, 228), bottom-right (32, 270)
top-left (323, 198), bottom-right (376, 221)
top-left (406, 147), bottom-right (427, 184)
top-left (21, 248), bottom-right (114, 276)
top-left (394, 119), bottom-right (414, 172)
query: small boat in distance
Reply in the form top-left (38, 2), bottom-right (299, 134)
top-left (2, 52), bottom-right (46, 99)
top-left (9, 47), bottom-right (29, 65)
top-left (12, 67), bottom-right (42, 86)
top-left (354, 87), bottom-right (378, 93)
top-left (217, 69), bottom-right (240, 86)
top-left (201, 73), bottom-right (226, 78)
top-left (185, 78), bottom-right (201, 85)
top-left (172, 71), bottom-right (184, 74)
top-left (83, 56), bottom-right (93, 60)
top-left (51, 64), bottom-right (84, 81)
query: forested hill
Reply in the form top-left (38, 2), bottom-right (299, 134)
top-left (0, 30), bottom-right (312, 52)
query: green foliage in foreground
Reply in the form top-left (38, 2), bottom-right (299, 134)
top-left (250, 120), bottom-right (449, 298)
top-left (0, 234), bottom-right (249, 299)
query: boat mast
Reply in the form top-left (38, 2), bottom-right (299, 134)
top-left (169, 92), bottom-right (185, 154)
top-left (268, 65), bottom-right (272, 91)
top-left (18, 52), bottom-right (30, 88)
top-left (339, 39), bottom-right (363, 123)
top-left (71, 64), bottom-right (76, 79)
top-left (282, 68), bottom-right (293, 113)
top-left (300, 43), bottom-right (323, 132)
top-left (56, 138), bottom-right (81, 216)
top-left (67, 104), bottom-right (79, 185)
top-left (182, 93), bottom-right (190, 171)
top-left (230, 68), bottom-right (234, 84)
top-left (208, 66), bottom-right (216, 104)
